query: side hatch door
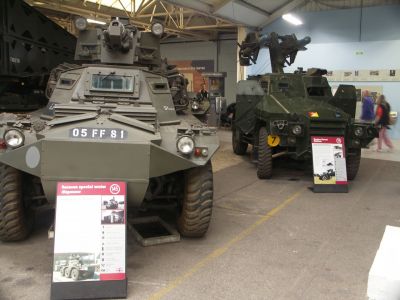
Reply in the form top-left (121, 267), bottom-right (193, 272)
top-left (329, 84), bottom-right (357, 118)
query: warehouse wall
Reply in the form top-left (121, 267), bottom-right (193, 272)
top-left (160, 39), bottom-right (237, 104)
top-left (248, 5), bottom-right (400, 139)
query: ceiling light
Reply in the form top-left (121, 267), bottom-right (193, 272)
top-left (87, 18), bottom-right (107, 25)
top-left (282, 13), bottom-right (303, 26)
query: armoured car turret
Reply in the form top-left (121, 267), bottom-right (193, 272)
top-left (233, 31), bottom-right (377, 179)
top-left (0, 17), bottom-right (218, 242)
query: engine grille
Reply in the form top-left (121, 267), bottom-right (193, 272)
top-left (110, 107), bottom-right (157, 125)
top-left (309, 120), bottom-right (347, 136)
top-left (53, 104), bottom-right (157, 125)
top-left (53, 105), bottom-right (99, 117)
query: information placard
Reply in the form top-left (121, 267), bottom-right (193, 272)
top-left (51, 182), bottom-right (127, 300)
top-left (311, 136), bottom-right (348, 193)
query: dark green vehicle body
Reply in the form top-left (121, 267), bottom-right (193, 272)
top-left (234, 32), bottom-right (377, 179)
top-left (236, 73), bottom-right (374, 156)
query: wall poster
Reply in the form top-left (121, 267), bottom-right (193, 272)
top-left (169, 60), bottom-right (214, 93)
top-left (325, 69), bottom-right (400, 82)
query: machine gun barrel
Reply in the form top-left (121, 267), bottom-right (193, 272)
top-left (238, 31), bottom-right (311, 73)
top-left (103, 20), bottom-right (132, 52)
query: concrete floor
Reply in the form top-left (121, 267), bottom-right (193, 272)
top-left (1, 130), bottom-right (400, 300)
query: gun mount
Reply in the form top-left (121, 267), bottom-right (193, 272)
top-left (238, 32), bottom-right (311, 73)
top-left (74, 17), bottom-right (161, 67)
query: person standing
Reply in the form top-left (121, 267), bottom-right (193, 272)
top-left (375, 95), bottom-right (394, 152)
top-left (361, 90), bottom-right (375, 122)
top-left (197, 83), bottom-right (208, 100)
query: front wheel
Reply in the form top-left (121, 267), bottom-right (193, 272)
top-left (232, 127), bottom-right (248, 155)
top-left (257, 127), bottom-right (273, 179)
top-left (346, 148), bottom-right (361, 180)
top-left (177, 162), bottom-right (213, 238)
top-left (64, 267), bottom-right (72, 278)
top-left (70, 269), bottom-right (80, 281)
top-left (0, 164), bottom-right (33, 242)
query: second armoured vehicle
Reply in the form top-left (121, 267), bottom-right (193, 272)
top-left (59, 254), bottom-right (97, 281)
top-left (0, 17), bottom-right (218, 242)
top-left (233, 32), bottom-right (377, 179)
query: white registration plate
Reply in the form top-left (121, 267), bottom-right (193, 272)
top-left (69, 128), bottom-right (128, 140)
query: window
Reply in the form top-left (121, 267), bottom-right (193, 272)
top-left (91, 74), bottom-right (133, 92)
top-left (60, 78), bottom-right (75, 86)
top-left (278, 82), bottom-right (289, 92)
top-left (307, 87), bottom-right (331, 97)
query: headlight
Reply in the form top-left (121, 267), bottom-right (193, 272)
top-left (272, 120), bottom-right (288, 130)
top-left (151, 22), bottom-right (164, 36)
top-left (354, 127), bottom-right (364, 137)
top-left (74, 17), bottom-right (88, 31)
top-left (4, 129), bottom-right (24, 148)
top-left (192, 101), bottom-right (199, 110)
top-left (292, 125), bottom-right (302, 136)
top-left (177, 136), bottom-right (194, 155)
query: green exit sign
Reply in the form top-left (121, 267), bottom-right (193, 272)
top-left (355, 50), bottom-right (364, 55)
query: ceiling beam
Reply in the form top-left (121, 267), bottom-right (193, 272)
top-left (185, 24), bottom-right (236, 30)
top-left (162, 0), bottom-right (242, 25)
top-left (25, 0), bottom-right (212, 40)
top-left (259, 0), bottom-right (307, 27)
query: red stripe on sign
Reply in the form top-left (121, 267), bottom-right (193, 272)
top-left (311, 136), bottom-right (344, 144)
top-left (336, 181), bottom-right (348, 185)
top-left (100, 273), bottom-right (126, 281)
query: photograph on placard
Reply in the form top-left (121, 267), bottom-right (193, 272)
top-left (313, 158), bottom-right (336, 184)
top-left (101, 195), bottom-right (125, 210)
top-left (101, 210), bottom-right (124, 224)
top-left (53, 252), bottom-right (100, 282)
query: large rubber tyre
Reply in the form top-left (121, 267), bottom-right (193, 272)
top-left (257, 127), bottom-right (273, 179)
top-left (0, 164), bottom-right (33, 242)
top-left (177, 161), bottom-right (213, 238)
top-left (70, 268), bottom-right (80, 281)
top-left (346, 148), bottom-right (361, 180)
top-left (232, 127), bottom-right (248, 155)
top-left (65, 267), bottom-right (72, 278)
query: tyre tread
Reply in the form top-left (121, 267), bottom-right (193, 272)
top-left (232, 127), bottom-right (248, 155)
top-left (0, 164), bottom-right (32, 242)
top-left (346, 149), bottom-right (361, 180)
top-left (178, 162), bottom-right (213, 237)
top-left (257, 127), bottom-right (273, 179)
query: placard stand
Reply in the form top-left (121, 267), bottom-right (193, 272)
top-left (51, 182), bottom-right (127, 300)
top-left (311, 136), bottom-right (348, 193)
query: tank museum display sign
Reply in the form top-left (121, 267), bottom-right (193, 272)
top-left (51, 182), bottom-right (127, 300)
top-left (311, 137), bottom-right (348, 193)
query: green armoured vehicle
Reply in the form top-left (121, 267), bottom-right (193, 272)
top-left (59, 254), bottom-right (97, 281)
top-left (0, 17), bottom-right (218, 242)
top-left (233, 32), bottom-right (377, 179)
